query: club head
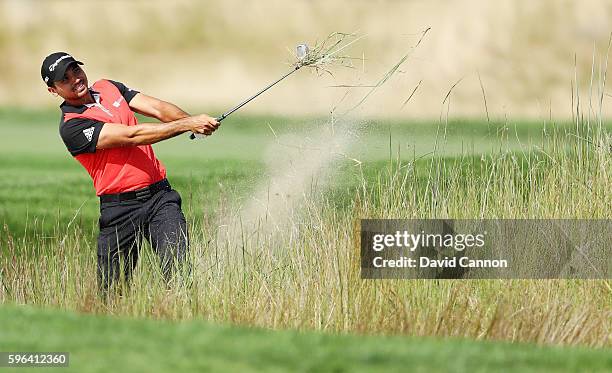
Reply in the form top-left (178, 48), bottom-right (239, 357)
top-left (296, 44), bottom-right (309, 61)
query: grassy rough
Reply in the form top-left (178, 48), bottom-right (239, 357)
top-left (1, 113), bottom-right (609, 348)
top-left (1, 304), bottom-right (611, 373)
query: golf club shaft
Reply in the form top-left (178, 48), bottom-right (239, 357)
top-left (190, 65), bottom-right (301, 140)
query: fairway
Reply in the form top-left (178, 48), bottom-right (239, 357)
top-left (2, 305), bottom-right (610, 373)
top-left (0, 107), bottom-right (593, 239)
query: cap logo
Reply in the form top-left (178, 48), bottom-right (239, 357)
top-left (44, 76), bottom-right (49, 83)
top-left (49, 54), bottom-right (72, 72)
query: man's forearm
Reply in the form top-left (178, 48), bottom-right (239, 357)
top-left (156, 101), bottom-right (190, 122)
top-left (98, 116), bottom-right (198, 150)
top-left (128, 116), bottom-right (195, 145)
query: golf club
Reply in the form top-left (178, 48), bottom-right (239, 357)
top-left (190, 43), bottom-right (310, 139)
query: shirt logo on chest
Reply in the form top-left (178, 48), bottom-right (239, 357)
top-left (113, 96), bottom-right (124, 108)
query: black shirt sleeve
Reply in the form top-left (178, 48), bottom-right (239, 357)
top-left (108, 80), bottom-right (139, 103)
top-left (59, 117), bottom-right (104, 156)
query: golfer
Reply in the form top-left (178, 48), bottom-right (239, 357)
top-left (41, 52), bottom-right (219, 294)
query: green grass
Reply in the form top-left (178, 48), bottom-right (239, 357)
top-left (0, 107), bottom-right (603, 239)
top-left (0, 108), bottom-right (610, 352)
top-left (1, 304), bottom-right (610, 373)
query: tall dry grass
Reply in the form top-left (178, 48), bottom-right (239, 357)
top-left (0, 114), bottom-right (609, 348)
top-left (2, 43), bottom-right (611, 347)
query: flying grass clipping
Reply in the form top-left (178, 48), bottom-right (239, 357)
top-left (293, 32), bottom-right (365, 73)
top-left (293, 29), bottom-right (431, 115)
top-left (191, 29), bottom-right (431, 140)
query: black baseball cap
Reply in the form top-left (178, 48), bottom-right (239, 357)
top-left (41, 52), bottom-right (84, 87)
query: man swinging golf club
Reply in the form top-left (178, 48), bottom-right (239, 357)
top-left (41, 52), bottom-right (219, 295)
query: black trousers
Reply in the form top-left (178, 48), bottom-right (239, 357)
top-left (97, 187), bottom-right (189, 293)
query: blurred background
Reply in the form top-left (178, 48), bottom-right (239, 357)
top-left (1, 0), bottom-right (611, 119)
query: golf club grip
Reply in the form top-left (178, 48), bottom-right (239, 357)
top-left (189, 116), bottom-right (224, 140)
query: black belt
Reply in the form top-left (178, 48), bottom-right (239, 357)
top-left (99, 179), bottom-right (171, 203)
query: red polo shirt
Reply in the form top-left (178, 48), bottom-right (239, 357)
top-left (59, 79), bottom-right (166, 196)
